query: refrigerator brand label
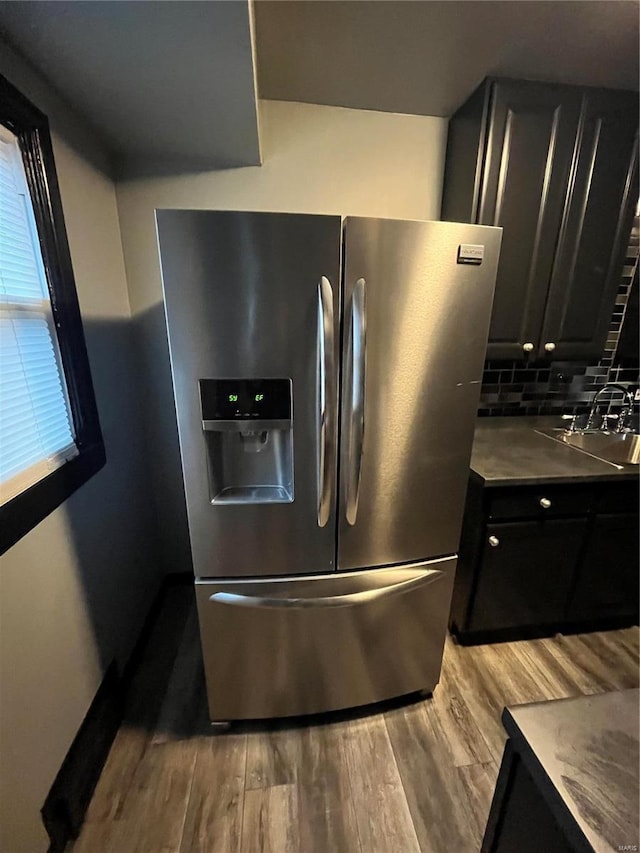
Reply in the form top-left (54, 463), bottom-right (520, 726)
top-left (457, 244), bottom-right (484, 265)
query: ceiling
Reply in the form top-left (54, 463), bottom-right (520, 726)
top-left (254, 0), bottom-right (640, 117)
top-left (0, 0), bottom-right (637, 173)
top-left (0, 1), bottom-right (261, 170)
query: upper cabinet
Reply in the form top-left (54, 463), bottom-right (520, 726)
top-left (441, 78), bottom-right (638, 362)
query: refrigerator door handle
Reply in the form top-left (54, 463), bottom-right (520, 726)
top-left (208, 569), bottom-right (443, 609)
top-left (346, 277), bottom-right (367, 525)
top-left (317, 276), bottom-right (335, 527)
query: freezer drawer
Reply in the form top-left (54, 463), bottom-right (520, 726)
top-left (195, 557), bottom-right (456, 721)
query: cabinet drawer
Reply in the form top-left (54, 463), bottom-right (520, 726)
top-left (595, 481), bottom-right (639, 514)
top-left (488, 486), bottom-right (594, 520)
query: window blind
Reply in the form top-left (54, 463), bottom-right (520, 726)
top-left (0, 124), bottom-right (77, 506)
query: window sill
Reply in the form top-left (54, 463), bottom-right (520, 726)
top-left (0, 442), bottom-right (106, 555)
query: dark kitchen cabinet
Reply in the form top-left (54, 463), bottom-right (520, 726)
top-left (567, 512), bottom-right (640, 623)
top-left (541, 91), bottom-right (639, 360)
top-left (469, 519), bottom-right (586, 632)
top-left (450, 476), bottom-right (639, 643)
top-left (441, 77), bottom-right (639, 362)
top-left (481, 744), bottom-right (573, 853)
top-left (482, 692), bottom-right (636, 853)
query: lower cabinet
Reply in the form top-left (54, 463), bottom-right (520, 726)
top-left (481, 743), bottom-right (573, 853)
top-left (450, 476), bottom-right (639, 643)
top-left (567, 513), bottom-right (640, 623)
top-left (470, 520), bottom-right (586, 632)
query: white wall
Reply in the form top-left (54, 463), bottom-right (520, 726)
top-left (115, 99), bottom-right (448, 571)
top-left (120, 100), bottom-right (446, 313)
top-left (0, 42), bottom-right (160, 852)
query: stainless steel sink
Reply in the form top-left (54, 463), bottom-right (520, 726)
top-left (536, 428), bottom-right (640, 467)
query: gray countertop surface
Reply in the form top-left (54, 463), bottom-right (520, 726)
top-left (503, 689), bottom-right (640, 853)
top-left (471, 416), bottom-right (639, 486)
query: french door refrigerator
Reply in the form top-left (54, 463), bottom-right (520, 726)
top-left (156, 211), bottom-right (501, 722)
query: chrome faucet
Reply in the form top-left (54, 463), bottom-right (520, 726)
top-left (585, 383), bottom-right (634, 433)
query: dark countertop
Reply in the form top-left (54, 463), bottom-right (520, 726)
top-left (503, 690), bottom-right (640, 853)
top-left (471, 416), bottom-right (639, 486)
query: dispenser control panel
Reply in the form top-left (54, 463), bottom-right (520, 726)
top-left (200, 378), bottom-right (292, 421)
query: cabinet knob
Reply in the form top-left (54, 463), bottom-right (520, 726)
top-left (544, 342), bottom-right (556, 352)
top-left (539, 497), bottom-right (552, 509)
top-left (523, 342), bottom-right (535, 353)
top-left (488, 535), bottom-right (500, 547)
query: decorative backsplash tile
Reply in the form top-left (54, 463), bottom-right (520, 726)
top-left (478, 217), bottom-right (639, 418)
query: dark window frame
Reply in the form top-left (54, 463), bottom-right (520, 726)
top-left (0, 73), bottom-right (105, 555)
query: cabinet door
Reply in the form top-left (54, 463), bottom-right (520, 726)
top-left (479, 81), bottom-right (583, 360)
top-left (441, 81), bottom-right (490, 223)
top-left (541, 90), bottom-right (639, 361)
top-left (469, 519), bottom-right (586, 632)
top-left (567, 513), bottom-right (640, 623)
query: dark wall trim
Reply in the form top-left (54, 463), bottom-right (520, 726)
top-left (0, 73), bottom-right (105, 554)
top-left (40, 573), bottom-right (188, 852)
top-left (41, 663), bottom-right (122, 853)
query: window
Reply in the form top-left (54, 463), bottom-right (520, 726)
top-left (0, 74), bottom-right (104, 553)
top-left (1, 125), bottom-right (78, 501)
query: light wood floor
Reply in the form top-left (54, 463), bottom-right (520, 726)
top-left (72, 583), bottom-right (639, 853)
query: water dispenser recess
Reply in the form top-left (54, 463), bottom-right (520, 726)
top-left (199, 378), bottom-right (294, 504)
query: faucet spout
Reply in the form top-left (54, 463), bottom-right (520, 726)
top-left (586, 383), bottom-right (634, 432)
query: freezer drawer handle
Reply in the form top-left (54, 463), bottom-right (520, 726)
top-left (317, 277), bottom-right (336, 527)
top-left (208, 570), bottom-right (442, 609)
top-left (345, 277), bottom-right (367, 525)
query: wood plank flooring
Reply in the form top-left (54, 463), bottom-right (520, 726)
top-left (72, 584), bottom-right (639, 853)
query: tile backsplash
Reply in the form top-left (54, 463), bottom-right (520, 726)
top-left (478, 217), bottom-right (639, 418)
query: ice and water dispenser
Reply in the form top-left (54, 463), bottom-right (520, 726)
top-left (199, 378), bottom-right (293, 504)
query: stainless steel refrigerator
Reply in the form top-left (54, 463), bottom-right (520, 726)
top-left (156, 211), bottom-right (501, 722)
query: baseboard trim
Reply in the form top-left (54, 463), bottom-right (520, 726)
top-left (41, 662), bottom-right (122, 853)
top-left (40, 573), bottom-right (188, 852)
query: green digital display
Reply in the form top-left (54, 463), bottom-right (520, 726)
top-left (200, 379), bottom-right (289, 420)
top-left (227, 392), bottom-right (265, 404)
